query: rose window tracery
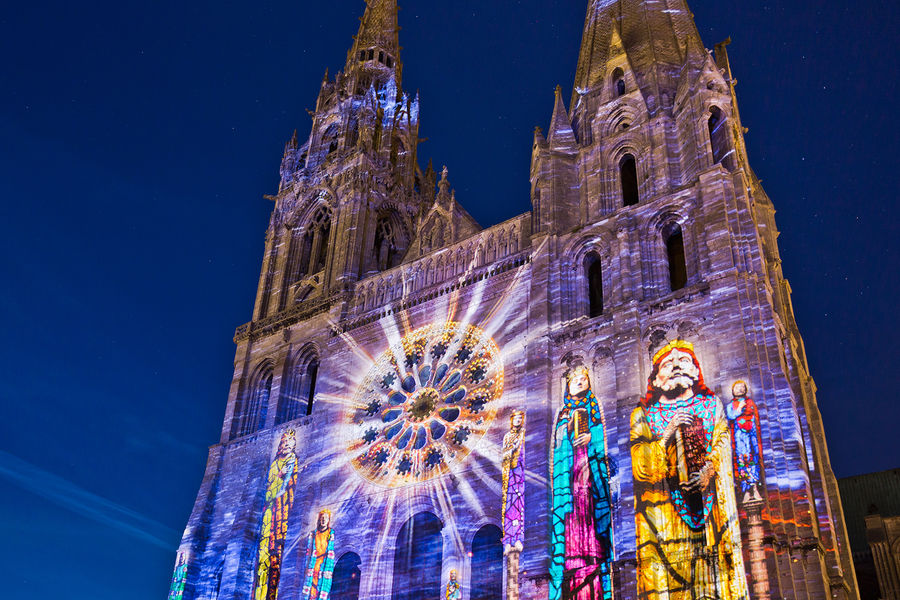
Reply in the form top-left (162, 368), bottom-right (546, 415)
top-left (346, 322), bottom-right (503, 486)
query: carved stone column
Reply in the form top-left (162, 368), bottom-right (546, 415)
top-left (744, 499), bottom-right (771, 600)
top-left (505, 549), bottom-right (520, 600)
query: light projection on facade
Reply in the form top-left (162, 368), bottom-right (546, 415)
top-left (551, 366), bottom-right (613, 600)
top-left (630, 341), bottom-right (748, 600)
top-left (253, 429), bottom-right (299, 600)
top-left (501, 410), bottom-right (526, 600)
top-left (725, 380), bottom-right (764, 504)
top-left (168, 553), bottom-right (187, 600)
top-left (171, 0), bottom-right (859, 596)
top-left (446, 569), bottom-right (461, 600)
top-left (301, 509), bottom-right (336, 600)
top-left (345, 321), bottom-right (503, 486)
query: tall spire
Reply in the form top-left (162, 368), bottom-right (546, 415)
top-left (572, 0), bottom-right (701, 107)
top-left (346, 0), bottom-right (402, 85)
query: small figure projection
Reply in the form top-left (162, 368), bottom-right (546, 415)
top-left (301, 509), bottom-right (336, 600)
top-left (725, 380), bottom-right (764, 504)
top-left (446, 569), bottom-right (462, 600)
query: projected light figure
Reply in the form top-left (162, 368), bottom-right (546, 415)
top-left (168, 553), bottom-right (187, 600)
top-left (502, 410), bottom-right (525, 600)
top-left (446, 569), bottom-right (461, 600)
top-left (301, 509), bottom-right (336, 600)
top-left (725, 380), bottom-right (764, 504)
top-left (630, 341), bottom-right (747, 600)
top-left (550, 366), bottom-right (612, 600)
top-left (254, 430), bottom-right (299, 600)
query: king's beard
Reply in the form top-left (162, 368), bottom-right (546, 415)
top-left (654, 373), bottom-right (697, 399)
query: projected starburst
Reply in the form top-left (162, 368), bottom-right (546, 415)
top-left (345, 321), bottom-right (503, 486)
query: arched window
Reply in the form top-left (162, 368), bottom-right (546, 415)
top-left (238, 366), bottom-right (273, 437)
top-left (620, 154), bottom-right (639, 207)
top-left (392, 512), bottom-right (442, 600)
top-left (664, 224), bottom-right (688, 292)
top-left (276, 349), bottom-right (319, 424)
top-left (612, 67), bottom-right (626, 97)
top-left (374, 216), bottom-right (398, 271)
top-left (304, 358), bottom-right (319, 416)
top-left (331, 552), bottom-right (362, 600)
top-left (708, 106), bottom-right (734, 170)
top-left (322, 125), bottom-right (339, 157)
top-left (301, 206), bottom-right (332, 276)
top-left (585, 253), bottom-right (604, 317)
top-left (470, 525), bottom-right (502, 600)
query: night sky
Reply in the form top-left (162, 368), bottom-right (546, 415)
top-left (1, 1), bottom-right (897, 598)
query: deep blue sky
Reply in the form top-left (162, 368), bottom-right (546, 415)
top-left (1, 1), bottom-right (897, 598)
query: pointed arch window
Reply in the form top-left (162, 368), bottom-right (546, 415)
top-left (276, 349), bottom-right (320, 424)
top-left (612, 67), bottom-right (626, 97)
top-left (392, 513), bottom-right (442, 600)
top-left (620, 154), bottom-right (639, 207)
top-left (238, 366), bottom-right (273, 437)
top-left (374, 216), bottom-right (398, 271)
top-left (664, 224), bottom-right (688, 292)
top-left (331, 553), bottom-right (362, 600)
top-left (708, 106), bottom-right (735, 170)
top-left (470, 525), bottom-right (502, 600)
top-left (300, 206), bottom-right (332, 276)
top-left (323, 124), bottom-right (339, 156)
top-left (585, 252), bottom-right (604, 318)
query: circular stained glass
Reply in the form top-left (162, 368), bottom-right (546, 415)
top-left (346, 321), bottom-right (504, 486)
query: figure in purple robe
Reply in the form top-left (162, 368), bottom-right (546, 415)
top-left (501, 410), bottom-right (526, 552)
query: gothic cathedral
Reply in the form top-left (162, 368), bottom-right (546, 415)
top-left (169, 1), bottom-right (858, 599)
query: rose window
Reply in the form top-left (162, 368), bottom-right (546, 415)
top-left (346, 322), bottom-right (504, 486)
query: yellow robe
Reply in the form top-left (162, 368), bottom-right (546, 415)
top-left (630, 398), bottom-right (748, 600)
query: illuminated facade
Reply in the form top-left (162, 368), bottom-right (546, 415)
top-left (171, 1), bottom-right (858, 599)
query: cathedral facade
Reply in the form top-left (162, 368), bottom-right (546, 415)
top-left (169, 1), bottom-right (858, 599)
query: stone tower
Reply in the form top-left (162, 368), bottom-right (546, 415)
top-left (169, 1), bottom-right (858, 600)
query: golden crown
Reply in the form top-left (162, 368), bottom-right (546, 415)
top-left (652, 340), bottom-right (694, 365)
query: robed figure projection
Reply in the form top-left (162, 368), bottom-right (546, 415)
top-left (725, 380), bottom-right (764, 504)
top-left (630, 341), bottom-right (748, 600)
top-left (502, 410), bottom-right (526, 600)
top-left (254, 430), bottom-right (299, 600)
top-left (301, 509), bottom-right (336, 600)
top-left (550, 366), bottom-right (613, 600)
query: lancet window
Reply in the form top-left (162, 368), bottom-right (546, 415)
top-left (374, 216), bottom-right (399, 271)
top-left (664, 224), bottom-right (688, 292)
top-left (585, 253), bottom-right (604, 317)
top-left (299, 206), bottom-right (332, 277)
top-left (708, 106), bottom-right (735, 170)
top-left (620, 154), bottom-right (639, 207)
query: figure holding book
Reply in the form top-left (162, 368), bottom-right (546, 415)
top-left (630, 341), bottom-right (747, 600)
top-left (550, 366), bottom-right (612, 600)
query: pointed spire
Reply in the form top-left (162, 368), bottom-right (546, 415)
top-left (284, 129), bottom-right (298, 154)
top-left (572, 0), bottom-right (702, 109)
top-left (347, 0), bottom-right (402, 82)
top-left (548, 86), bottom-right (576, 150)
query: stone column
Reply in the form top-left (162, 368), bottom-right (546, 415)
top-left (743, 499), bottom-right (771, 600)
top-left (505, 549), bottom-right (520, 600)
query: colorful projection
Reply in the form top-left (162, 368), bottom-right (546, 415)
top-left (446, 569), bottom-right (461, 600)
top-left (346, 321), bottom-right (503, 486)
top-left (168, 553), bottom-right (187, 600)
top-left (725, 381), bottom-right (764, 504)
top-left (630, 341), bottom-right (748, 600)
top-left (501, 410), bottom-right (526, 551)
top-left (254, 430), bottom-right (298, 600)
top-left (550, 366), bottom-right (613, 600)
top-left (301, 509), bottom-right (336, 600)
